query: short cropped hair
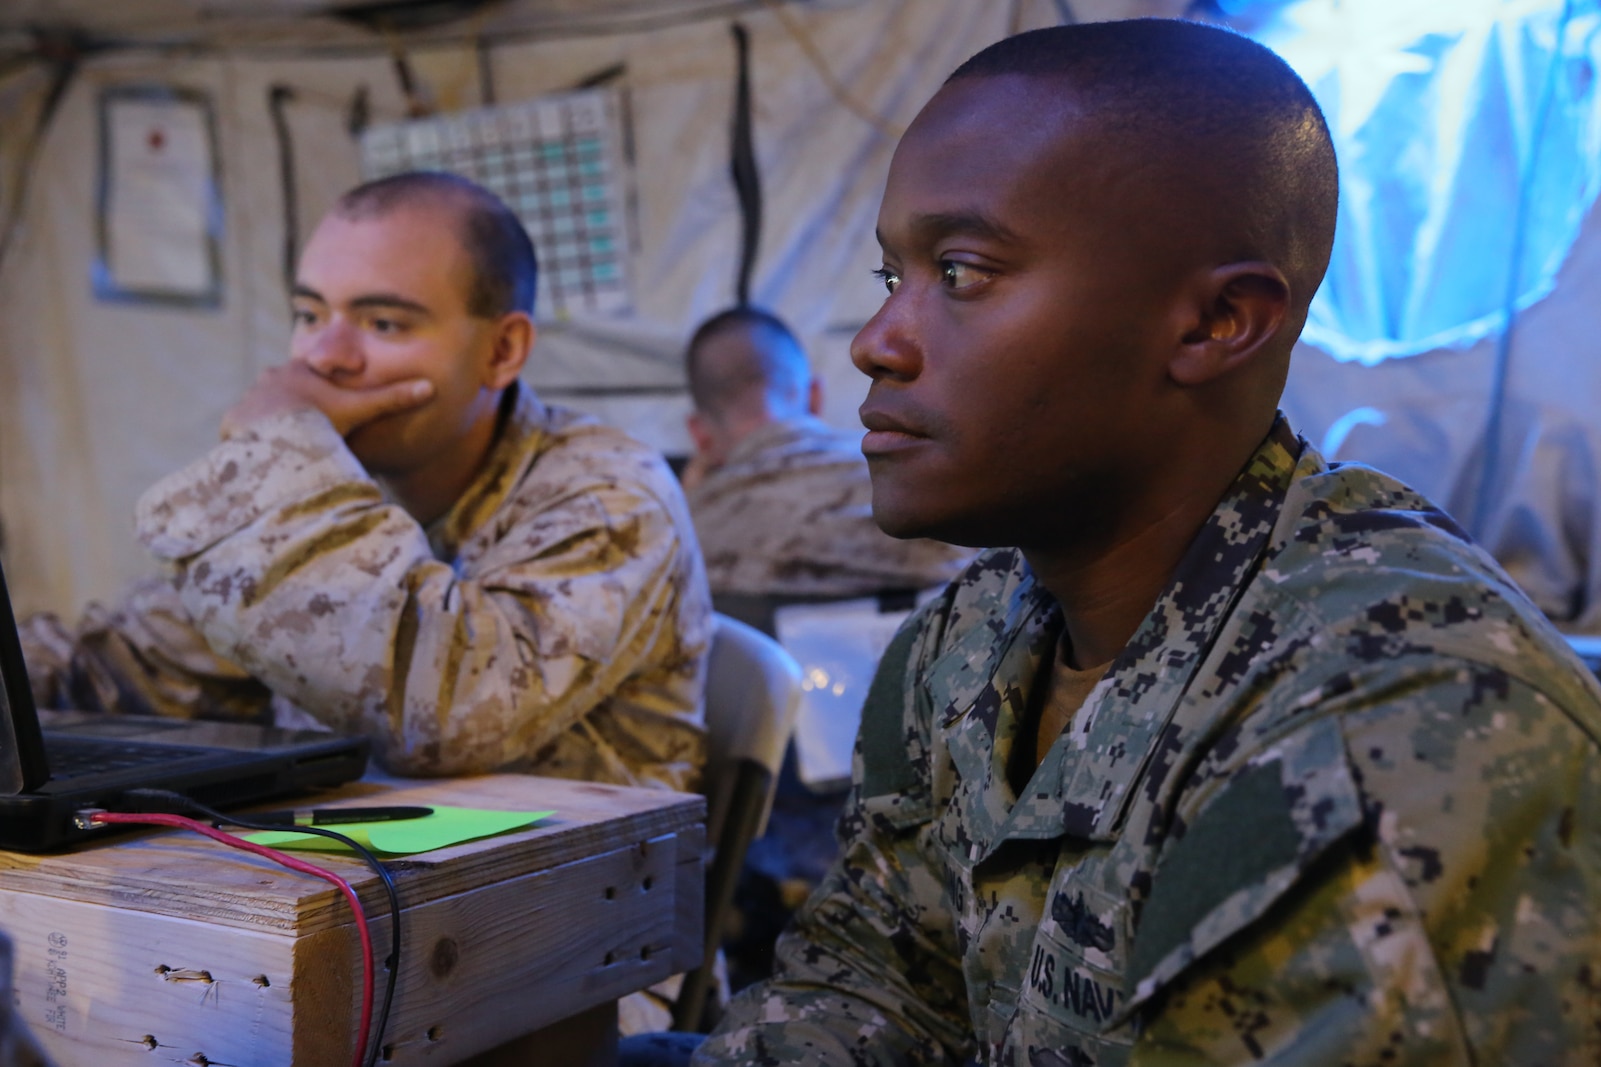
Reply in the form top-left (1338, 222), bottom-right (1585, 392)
top-left (333, 171), bottom-right (538, 319)
top-left (685, 306), bottom-right (810, 420)
top-left (950, 19), bottom-right (1338, 309)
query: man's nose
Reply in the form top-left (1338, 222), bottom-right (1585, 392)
top-left (297, 319), bottom-right (364, 378)
top-left (850, 298), bottom-right (923, 382)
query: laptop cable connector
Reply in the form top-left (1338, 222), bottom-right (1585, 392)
top-left (70, 807), bottom-right (107, 831)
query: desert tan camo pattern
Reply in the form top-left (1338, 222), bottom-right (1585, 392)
top-left (695, 416), bottom-right (1601, 1065)
top-left (687, 415), bottom-right (973, 598)
top-left (24, 384), bottom-right (712, 790)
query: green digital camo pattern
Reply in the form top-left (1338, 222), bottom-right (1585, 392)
top-left (687, 415), bottom-right (974, 597)
top-left (696, 416), bottom-right (1601, 1066)
top-left (22, 384), bottom-right (713, 789)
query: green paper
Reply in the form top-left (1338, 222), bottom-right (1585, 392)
top-left (243, 806), bottom-right (554, 856)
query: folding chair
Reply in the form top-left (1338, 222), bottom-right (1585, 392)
top-left (671, 613), bottom-right (802, 1032)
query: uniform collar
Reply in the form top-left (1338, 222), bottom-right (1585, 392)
top-left (718, 414), bottom-right (839, 469)
top-left (929, 417), bottom-right (1305, 861)
top-left (424, 382), bottom-right (552, 560)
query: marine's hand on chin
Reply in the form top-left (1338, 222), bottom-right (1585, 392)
top-left (221, 362), bottom-right (434, 440)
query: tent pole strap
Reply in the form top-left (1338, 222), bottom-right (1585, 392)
top-left (729, 21), bottom-right (762, 307)
top-left (267, 85), bottom-right (298, 294)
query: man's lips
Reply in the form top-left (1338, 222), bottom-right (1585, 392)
top-left (859, 408), bottom-right (929, 455)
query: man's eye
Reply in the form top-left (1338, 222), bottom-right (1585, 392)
top-left (940, 261), bottom-right (989, 290)
top-left (291, 307), bottom-right (318, 327)
top-left (870, 267), bottom-right (900, 294)
top-left (370, 317), bottom-right (405, 335)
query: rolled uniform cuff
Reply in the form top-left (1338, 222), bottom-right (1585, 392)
top-left (136, 408), bottom-right (374, 561)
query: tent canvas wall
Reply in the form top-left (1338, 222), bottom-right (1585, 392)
top-left (3, 0), bottom-right (1600, 634)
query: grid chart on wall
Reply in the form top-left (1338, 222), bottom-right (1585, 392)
top-left (359, 89), bottom-right (632, 322)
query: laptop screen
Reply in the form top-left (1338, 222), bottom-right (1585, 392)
top-left (0, 558), bottom-right (49, 795)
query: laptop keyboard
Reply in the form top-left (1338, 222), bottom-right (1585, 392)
top-left (45, 735), bottom-right (207, 778)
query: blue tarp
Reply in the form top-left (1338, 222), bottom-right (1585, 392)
top-left (1253, 0), bottom-right (1601, 364)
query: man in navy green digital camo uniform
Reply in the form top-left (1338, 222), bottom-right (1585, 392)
top-left (692, 17), bottom-right (1601, 1067)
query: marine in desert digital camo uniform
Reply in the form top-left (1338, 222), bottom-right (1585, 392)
top-left (689, 413), bottom-right (973, 599)
top-left (23, 173), bottom-right (710, 789)
top-left (694, 18), bottom-right (1601, 1067)
top-left (683, 307), bottom-right (971, 600)
top-left (682, 306), bottom-right (974, 991)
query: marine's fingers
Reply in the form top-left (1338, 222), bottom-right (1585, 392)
top-left (323, 378), bottom-right (435, 435)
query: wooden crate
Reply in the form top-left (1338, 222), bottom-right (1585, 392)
top-left (0, 775), bottom-right (705, 1066)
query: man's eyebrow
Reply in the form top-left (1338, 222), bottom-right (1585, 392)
top-left (289, 285), bottom-right (430, 316)
top-left (349, 294), bottom-right (431, 315)
top-left (892, 210), bottom-right (1022, 246)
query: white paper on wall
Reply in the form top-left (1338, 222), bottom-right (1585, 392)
top-left (96, 86), bottom-right (222, 305)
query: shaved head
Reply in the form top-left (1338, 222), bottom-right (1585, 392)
top-left (334, 171), bottom-right (538, 319)
top-left (948, 19), bottom-right (1337, 339)
top-left (685, 306), bottom-right (812, 426)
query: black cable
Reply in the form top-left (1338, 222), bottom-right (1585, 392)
top-left (728, 21), bottom-right (762, 306)
top-left (267, 86), bottom-right (299, 294)
top-left (121, 789), bottom-right (402, 1067)
top-left (203, 804), bottom-right (402, 1067)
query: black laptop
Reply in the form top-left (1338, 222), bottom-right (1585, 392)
top-left (0, 557), bottom-right (369, 851)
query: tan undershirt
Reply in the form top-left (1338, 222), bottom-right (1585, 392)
top-left (1033, 639), bottom-right (1113, 773)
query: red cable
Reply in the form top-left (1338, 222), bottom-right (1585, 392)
top-left (90, 811), bottom-right (376, 1067)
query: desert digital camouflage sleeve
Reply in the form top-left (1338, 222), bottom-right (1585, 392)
top-left (133, 403), bottom-right (708, 783)
top-left (19, 578), bottom-right (272, 723)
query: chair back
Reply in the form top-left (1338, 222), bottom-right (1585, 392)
top-left (673, 613), bottom-right (802, 1031)
top-left (773, 595), bottom-right (922, 793)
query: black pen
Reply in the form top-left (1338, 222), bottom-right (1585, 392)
top-left (244, 805), bottom-right (435, 827)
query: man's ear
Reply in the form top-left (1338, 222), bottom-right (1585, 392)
top-left (485, 312), bottom-right (536, 389)
top-left (1170, 263), bottom-right (1290, 387)
top-left (687, 411), bottom-right (720, 462)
